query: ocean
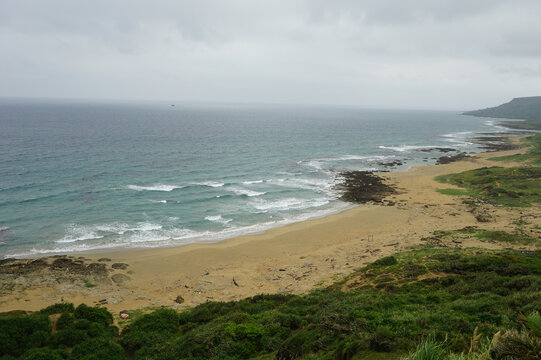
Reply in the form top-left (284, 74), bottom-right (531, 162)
top-left (0, 100), bottom-right (510, 257)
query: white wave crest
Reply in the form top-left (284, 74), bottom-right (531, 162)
top-left (378, 145), bottom-right (441, 152)
top-left (5, 202), bottom-right (356, 258)
top-left (56, 222), bottom-right (163, 243)
top-left (56, 224), bottom-right (104, 243)
top-left (205, 215), bottom-right (233, 225)
top-left (267, 177), bottom-right (338, 197)
top-left (252, 197), bottom-right (329, 212)
top-left (127, 184), bottom-right (184, 192)
top-left (441, 132), bottom-right (474, 146)
top-left (228, 187), bottom-right (266, 197)
top-left (242, 180), bottom-right (264, 185)
top-left (195, 181), bottom-right (225, 188)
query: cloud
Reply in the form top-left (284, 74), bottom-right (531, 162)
top-left (0, 0), bottom-right (540, 109)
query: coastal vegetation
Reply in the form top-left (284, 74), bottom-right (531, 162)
top-left (436, 166), bottom-right (541, 207)
top-left (488, 134), bottom-right (541, 165)
top-left (435, 134), bottom-right (541, 207)
top-left (463, 96), bottom-right (541, 130)
top-left (1, 245), bottom-right (539, 359)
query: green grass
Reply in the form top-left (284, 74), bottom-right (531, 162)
top-left (475, 230), bottom-right (538, 246)
top-left (1, 246), bottom-right (540, 359)
top-left (83, 280), bottom-right (96, 288)
top-left (424, 227), bottom-right (539, 248)
top-left (436, 166), bottom-right (541, 207)
top-left (436, 188), bottom-right (470, 196)
top-left (437, 134), bottom-right (541, 207)
top-left (488, 134), bottom-right (541, 165)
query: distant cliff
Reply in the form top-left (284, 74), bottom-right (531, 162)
top-left (463, 96), bottom-right (541, 130)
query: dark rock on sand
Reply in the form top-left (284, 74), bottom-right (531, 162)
top-left (87, 263), bottom-right (108, 277)
top-left (0, 258), bottom-right (17, 266)
top-left (0, 257), bottom-right (109, 278)
top-left (111, 274), bottom-right (131, 284)
top-left (436, 152), bottom-right (471, 165)
top-left (336, 171), bottom-right (397, 204)
top-left (175, 295), bottom-right (185, 304)
top-left (112, 263), bottom-right (129, 270)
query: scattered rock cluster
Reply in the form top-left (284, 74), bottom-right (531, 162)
top-left (337, 171), bottom-right (397, 204)
top-left (436, 152), bottom-right (472, 165)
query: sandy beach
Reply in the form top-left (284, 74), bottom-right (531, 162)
top-left (1, 134), bottom-right (539, 315)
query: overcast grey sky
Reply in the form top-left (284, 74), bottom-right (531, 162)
top-left (1, 0), bottom-right (540, 110)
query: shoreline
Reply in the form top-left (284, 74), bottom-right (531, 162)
top-left (1, 132), bottom-right (538, 314)
top-left (1, 130), bottom-right (522, 260)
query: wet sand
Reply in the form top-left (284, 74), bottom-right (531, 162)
top-left (1, 135), bottom-right (539, 315)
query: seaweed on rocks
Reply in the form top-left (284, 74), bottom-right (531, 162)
top-left (418, 147), bottom-right (456, 153)
top-left (436, 152), bottom-right (472, 165)
top-left (471, 133), bottom-right (522, 152)
top-left (377, 160), bottom-right (403, 168)
top-left (336, 171), bottom-right (397, 204)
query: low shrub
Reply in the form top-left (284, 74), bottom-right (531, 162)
top-left (374, 256), bottom-right (398, 266)
top-left (74, 305), bottom-right (113, 326)
top-left (0, 314), bottom-right (51, 357)
top-left (19, 348), bottom-right (63, 360)
top-left (39, 303), bottom-right (74, 316)
top-left (71, 338), bottom-right (124, 360)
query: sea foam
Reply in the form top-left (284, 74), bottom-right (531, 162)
top-left (378, 145), bottom-right (441, 152)
top-left (228, 187), bottom-right (266, 197)
top-left (205, 215), bottom-right (233, 225)
top-left (127, 184), bottom-right (184, 192)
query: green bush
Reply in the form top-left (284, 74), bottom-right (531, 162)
top-left (124, 308), bottom-right (179, 334)
top-left (74, 305), bottom-right (113, 326)
top-left (39, 303), bottom-right (74, 315)
top-left (369, 327), bottom-right (396, 352)
top-left (19, 348), bottom-right (63, 360)
top-left (333, 335), bottom-right (363, 360)
top-left (273, 313), bottom-right (303, 330)
top-left (51, 329), bottom-right (89, 347)
top-left (406, 339), bottom-right (446, 360)
top-left (276, 329), bottom-right (319, 359)
top-left (71, 338), bottom-right (125, 360)
top-left (55, 313), bottom-right (73, 330)
top-left (0, 315), bottom-right (51, 357)
top-left (0, 355), bottom-right (17, 360)
top-left (75, 319), bottom-right (92, 330)
top-left (374, 256), bottom-right (398, 266)
top-left (120, 308), bottom-right (180, 353)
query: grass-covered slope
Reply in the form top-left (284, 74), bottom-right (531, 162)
top-left (436, 134), bottom-right (541, 207)
top-left (1, 246), bottom-right (540, 360)
top-left (436, 166), bottom-right (541, 207)
top-left (463, 97), bottom-right (541, 130)
top-left (488, 134), bottom-right (541, 165)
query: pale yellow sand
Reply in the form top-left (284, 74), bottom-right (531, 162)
top-left (1, 136), bottom-right (539, 315)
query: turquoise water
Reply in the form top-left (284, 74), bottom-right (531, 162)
top-left (0, 100), bottom-right (507, 257)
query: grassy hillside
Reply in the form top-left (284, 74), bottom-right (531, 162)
top-left (1, 245), bottom-right (540, 360)
top-left (436, 134), bottom-right (541, 208)
top-left (463, 97), bottom-right (541, 130)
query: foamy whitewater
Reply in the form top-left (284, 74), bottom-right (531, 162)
top-left (0, 100), bottom-right (516, 257)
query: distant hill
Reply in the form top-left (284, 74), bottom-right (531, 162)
top-left (463, 96), bottom-right (541, 130)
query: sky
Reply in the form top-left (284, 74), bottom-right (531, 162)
top-left (1, 0), bottom-right (541, 110)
